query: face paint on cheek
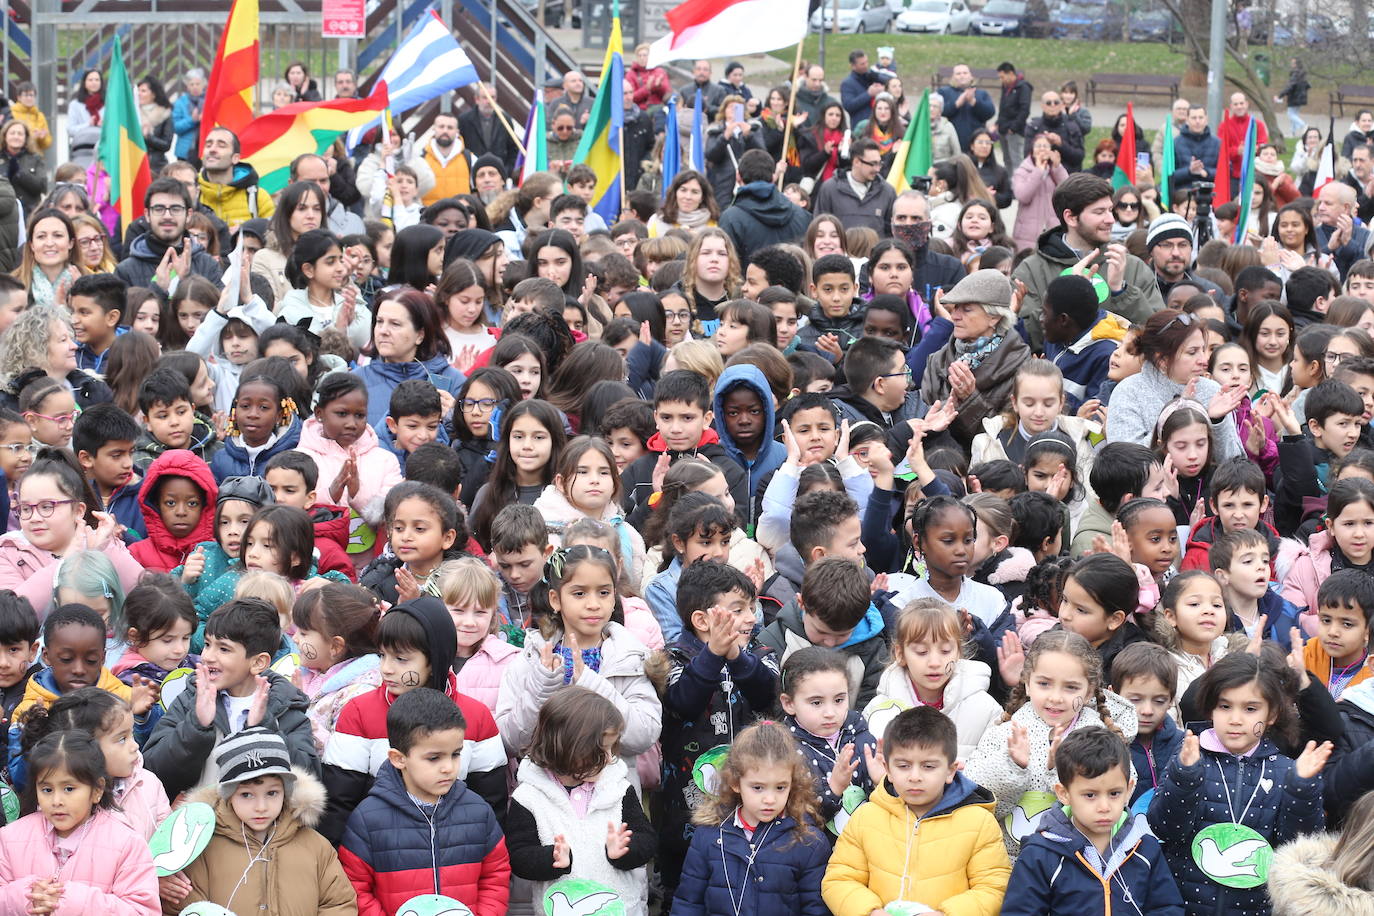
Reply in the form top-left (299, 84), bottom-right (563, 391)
top-left (400, 670), bottom-right (421, 687)
top-left (944, 661), bottom-right (956, 678)
top-left (299, 643), bottom-right (317, 660)
top-left (1072, 696), bottom-right (1085, 713)
top-left (1253, 722), bottom-right (1265, 738)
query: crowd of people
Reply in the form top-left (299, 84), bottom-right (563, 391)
top-left (0, 42), bottom-right (1372, 916)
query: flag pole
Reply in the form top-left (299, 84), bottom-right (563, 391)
top-left (619, 123), bottom-right (628, 213)
top-left (777, 38), bottom-right (806, 188)
top-left (478, 81), bottom-right (528, 158)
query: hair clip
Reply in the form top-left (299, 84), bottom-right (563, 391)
top-left (545, 547), bottom-right (569, 581)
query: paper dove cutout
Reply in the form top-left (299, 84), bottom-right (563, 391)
top-left (547, 891), bottom-right (620, 916)
top-left (395, 894), bottom-right (474, 916)
top-left (1197, 836), bottom-right (1268, 879)
top-left (151, 802), bottom-right (215, 876)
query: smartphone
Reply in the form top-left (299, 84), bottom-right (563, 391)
top-left (730, 102), bottom-right (744, 123)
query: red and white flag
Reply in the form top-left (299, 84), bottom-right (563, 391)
top-left (1312, 136), bottom-right (1336, 196)
top-left (647, 0), bottom-right (810, 68)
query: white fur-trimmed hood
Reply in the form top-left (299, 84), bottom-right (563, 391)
top-left (1268, 833), bottom-right (1374, 916)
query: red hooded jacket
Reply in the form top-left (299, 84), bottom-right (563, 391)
top-left (310, 503), bottom-right (358, 582)
top-left (128, 450), bottom-right (218, 572)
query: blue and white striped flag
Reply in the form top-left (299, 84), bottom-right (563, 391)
top-left (346, 9), bottom-right (479, 150)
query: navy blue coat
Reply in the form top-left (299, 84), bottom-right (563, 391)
top-left (1147, 737), bottom-right (1324, 916)
top-left (208, 415), bottom-right (303, 481)
top-left (1003, 806), bottom-right (1184, 916)
top-left (783, 709), bottom-right (877, 824)
top-left (672, 814), bottom-right (830, 916)
top-left (1171, 126), bottom-right (1221, 187)
top-left (1130, 713), bottom-right (1186, 806)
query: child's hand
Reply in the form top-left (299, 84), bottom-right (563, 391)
top-left (452, 345), bottom-right (480, 375)
top-left (1179, 730), bottom-right (1200, 766)
top-left (931, 286), bottom-right (950, 321)
top-left (967, 473), bottom-right (983, 494)
top-left (705, 605), bottom-right (740, 659)
top-left (158, 873), bottom-right (192, 906)
top-left (1244, 413), bottom-right (1267, 456)
top-left (181, 546), bottom-right (206, 584)
top-left (567, 629), bottom-right (584, 683)
top-left (26, 877), bottom-right (60, 915)
top-left (1047, 464), bottom-right (1072, 502)
top-left (1075, 398), bottom-right (1102, 422)
top-left (394, 566), bottom-right (421, 604)
top-left (816, 333), bottom-right (843, 362)
top-left (1265, 392), bottom-right (1301, 436)
top-left (338, 284), bottom-right (358, 331)
top-left (921, 399), bottom-right (958, 434)
top-left (1046, 724), bottom-right (1067, 771)
top-left (437, 388), bottom-right (456, 418)
top-left (81, 511), bottom-right (118, 553)
top-left (1245, 615), bottom-right (1270, 656)
top-left (245, 675), bottom-right (270, 728)
top-left (1295, 740), bottom-right (1334, 778)
top-left (1160, 453), bottom-right (1180, 498)
top-left (129, 674), bottom-right (159, 716)
top-left (552, 834), bottom-right (571, 869)
top-left (836, 418), bottom-right (852, 458)
top-left (997, 632), bottom-right (1025, 688)
top-left (651, 452), bottom-right (672, 493)
top-left (781, 419), bottom-right (802, 467)
top-left (331, 453), bottom-right (360, 504)
top-left (540, 639), bottom-right (561, 676)
top-left (1188, 494), bottom-right (1208, 531)
top-left (194, 661), bottom-right (218, 728)
top-left (744, 558), bottom-right (765, 595)
top-left (1287, 628), bottom-right (1310, 689)
top-left (1008, 722), bottom-right (1030, 769)
top-left (863, 743), bottom-right (886, 785)
top-left (828, 743), bottom-right (859, 796)
top-left (1208, 384), bottom-right (1249, 422)
top-left (606, 821), bottom-right (634, 859)
top-left (871, 572), bottom-right (889, 596)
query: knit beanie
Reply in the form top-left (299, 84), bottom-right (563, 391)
top-left (216, 726), bottom-right (295, 798)
top-left (1146, 212), bottom-right (1195, 252)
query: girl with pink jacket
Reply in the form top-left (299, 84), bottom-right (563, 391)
top-left (438, 557), bottom-right (521, 714)
top-left (0, 731), bottom-right (159, 916)
top-left (0, 450), bottom-right (143, 617)
top-left (296, 373), bottom-right (403, 529)
top-left (290, 582), bottom-right (383, 755)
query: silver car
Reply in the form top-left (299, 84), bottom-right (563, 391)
top-left (811, 0), bottom-right (893, 33)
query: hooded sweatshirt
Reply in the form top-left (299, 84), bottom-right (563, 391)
top-left (198, 163), bottom-right (276, 226)
top-left (297, 417), bottom-right (402, 528)
top-left (713, 364), bottom-right (787, 514)
top-left (128, 449), bottom-right (219, 572)
top-left (1003, 805), bottom-right (1184, 916)
top-left (717, 179), bottom-right (812, 263)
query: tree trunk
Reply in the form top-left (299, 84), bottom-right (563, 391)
top-left (1175, 0), bottom-right (1210, 88)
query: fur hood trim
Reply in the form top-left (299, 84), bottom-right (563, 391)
top-left (987, 546), bottom-right (1036, 585)
top-left (188, 766), bottom-right (326, 830)
top-left (1269, 833), bottom-right (1374, 916)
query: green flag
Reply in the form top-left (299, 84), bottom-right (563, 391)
top-left (1161, 112), bottom-right (1175, 207)
top-left (887, 89), bottom-right (931, 193)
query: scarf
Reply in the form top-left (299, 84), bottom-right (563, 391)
top-left (139, 102), bottom-right (170, 132)
top-left (951, 333), bottom-right (1004, 372)
top-left (867, 119), bottom-right (899, 155)
top-left (819, 127), bottom-right (844, 181)
top-left (84, 91), bottom-right (104, 122)
top-left (29, 264), bottom-right (81, 307)
top-left (676, 206), bottom-right (713, 231)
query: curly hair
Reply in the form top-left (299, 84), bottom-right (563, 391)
top-left (680, 227), bottom-right (741, 307)
top-left (0, 305), bottom-right (72, 389)
top-left (1002, 629), bottom-right (1122, 738)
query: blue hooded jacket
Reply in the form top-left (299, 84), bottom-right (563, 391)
top-left (208, 415), bottom-right (303, 481)
top-left (373, 416), bottom-right (451, 472)
top-left (712, 364), bottom-right (786, 512)
top-left (1130, 711), bottom-right (1185, 806)
top-left (353, 354), bottom-right (466, 427)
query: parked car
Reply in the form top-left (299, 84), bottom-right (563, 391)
top-left (972, 0), bottom-right (1027, 34)
top-left (1128, 8), bottom-right (1182, 41)
top-left (811, 0), bottom-right (893, 32)
top-left (894, 0), bottom-right (972, 32)
top-left (1049, 0), bottom-right (1124, 39)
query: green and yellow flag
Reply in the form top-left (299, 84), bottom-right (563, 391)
top-left (887, 89), bottom-right (931, 194)
top-left (98, 35), bottom-right (151, 229)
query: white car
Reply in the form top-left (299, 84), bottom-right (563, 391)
top-left (810, 0), bottom-right (893, 33)
top-left (895, 0), bottom-right (972, 32)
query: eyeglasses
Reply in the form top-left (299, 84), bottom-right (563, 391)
top-left (858, 158), bottom-right (883, 168)
top-left (1326, 351), bottom-right (1355, 367)
top-left (76, 236), bottom-right (105, 248)
top-left (1117, 202), bottom-right (1140, 211)
top-left (1159, 312), bottom-right (1198, 334)
top-left (461, 398), bottom-right (500, 411)
top-left (17, 499), bottom-right (77, 519)
top-left (188, 232), bottom-right (209, 244)
top-left (0, 442), bottom-right (36, 455)
top-left (665, 310), bottom-right (692, 323)
top-left (26, 408), bottom-right (80, 427)
top-left (879, 366), bottom-right (913, 382)
top-left (148, 204), bottom-right (187, 216)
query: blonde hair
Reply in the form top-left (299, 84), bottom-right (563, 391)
top-left (235, 570), bottom-right (294, 622)
top-left (1333, 790), bottom-right (1374, 890)
top-left (693, 721), bottom-right (823, 842)
top-left (1001, 358), bottom-right (1065, 427)
top-left (436, 556), bottom-right (501, 618)
top-left (71, 212), bottom-right (118, 272)
top-left (891, 598), bottom-right (967, 667)
top-left (963, 492), bottom-right (1015, 540)
top-left (680, 227), bottom-right (741, 306)
top-left (668, 339), bottom-right (724, 389)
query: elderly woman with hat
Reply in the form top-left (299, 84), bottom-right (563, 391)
top-left (920, 268), bottom-right (1032, 447)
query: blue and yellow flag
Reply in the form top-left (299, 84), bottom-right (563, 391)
top-left (573, 0), bottom-right (625, 224)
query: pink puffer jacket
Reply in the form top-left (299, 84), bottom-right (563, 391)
top-left (0, 809), bottom-right (159, 916)
top-left (109, 755), bottom-right (171, 841)
top-left (454, 635), bottom-right (521, 714)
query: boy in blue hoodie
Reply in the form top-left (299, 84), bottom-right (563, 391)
top-left (375, 378), bottom-right (448, 472)
top-left (1110, 642), bottom-right (1185, 810)
top-left (759, 557), bottom-right (888, 708)
top-left (73, 403), bottom-right (146, 539)
top-left (1002, 726), bottom-right (1184, 916)
top-left (1041, 274), bottom-right (1129, 414)
top-left (713, 363), bottom-right (786, 517)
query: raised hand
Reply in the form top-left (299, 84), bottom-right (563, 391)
top-left (129, 674), bottom-right (159, 716)
top-left (1160, 453), bottom-right (1181, 497)
top-left (997, 631), bottom-right (1025, 688)
top-left (154, 245), bottom-right (176, 290)
top-left (452, 345), bottom-right (480, 375)
top-left (744, 558), bottom-right (766, 595)
top-left (836, 418), bottom-right (852, 458)
top-left (606, 821), bottom-right (634, 859)
top-left (394, 566), bottom-right (421, 604)
top-left (863, 743), bottom-right (886, 785)
top-left (1046, 724), bottom-right (1067, 770)
top-left (82, 511), bottom-right (118, 554)
top-left (931, 286), bottom-right (950, 320)
top-left (1010, 278), bottom-right (1028, 316)
top-left (828, 743), bottom-right (859, 796)
top-left (540, 638), bottom-right (561, 675)
top-left (181, 546), bottom-right (206, 584)
top-left (1179, 729), bottom-right (1200, 767)
top-left (1008, 722), bottom-right (1030, 769)
top-left (705, 604), bottom-right (740, 659)
top-left (870, 572), bottom-right (889, 596)
top-left (1245, 615), bottom-right (1270, 656)
top-left (1047, 464), bottom-right (1072, 501)
top-left (1287, 627), bottom-right (1310, 689)
top-left (651, 452), bottom-right (672, 492)
top-left (1295, 740), bottom-right (1334, 779)
top-left (922, 399), bottom-right (958, 433)
top-left (781, 419), bottom-right (802, 467)
top-left (245, 674), bottom-right (270, 727)
top-left (1103, 243), bottom-right (1127, 291)
top-left (567, 628), bottom-right (584, 682)
top-left (552, 834), bottom-right (571, 869)
top-left (1208, 384), bottom-right (1249, 421)
top-left (1244, 412), bottom-right (1267, 456)
top-left (194, 661), bottom-right (218, 728)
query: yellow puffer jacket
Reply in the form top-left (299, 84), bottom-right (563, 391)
top-left (822, 772), bottom-right (1010, 916)
top-left (198, 164), bottom-right (277, 228)
top-left (12, 665), bottom-right (131, 723)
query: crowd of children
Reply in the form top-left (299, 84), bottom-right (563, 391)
top-left (6, 262), bottom-right (1374, 916)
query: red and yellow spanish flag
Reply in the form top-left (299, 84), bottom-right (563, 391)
top-left (237, 82), bottom-right (391, 194)
top-left (97, 36), bottom-right (150, 228)
top-left (200, 0), bottom-right (259, 148)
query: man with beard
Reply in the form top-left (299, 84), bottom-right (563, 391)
top-left (459, 83), bottom-right (519, 174)
top-left (290, 153), bottom-right (364, 236)
top-left (554, 70), bottom-right (595, 126)
top-left (1024, 90), bottom-right (1085, 172)
top-left (1013, 173), bottom-right (1163, 350)
top-left (422, 113), bottom-right (476, 204)
top-left (472, 154), bottom-right (508, 205)
top-left (334, 69), bottom-right (357, 99)
top-left (1146, 213), bottom-right (1220, 301)
top-left (123, 160), bottom-right (230, 252)
top-left (198, 127), bottom-right (276, 227)
top-left (115, 177), bottom-right (225, 291)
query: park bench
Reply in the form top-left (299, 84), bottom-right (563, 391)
top-left (1085, 72), bottom-right (1180, 104)
top-left (1331, 84), bottom-right (1374, 118)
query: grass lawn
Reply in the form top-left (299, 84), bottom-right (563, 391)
top-left (801, 32), bottom-right (1196, 96)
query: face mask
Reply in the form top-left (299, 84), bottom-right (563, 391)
top-left (894, 220), bottom-right (932, 251)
